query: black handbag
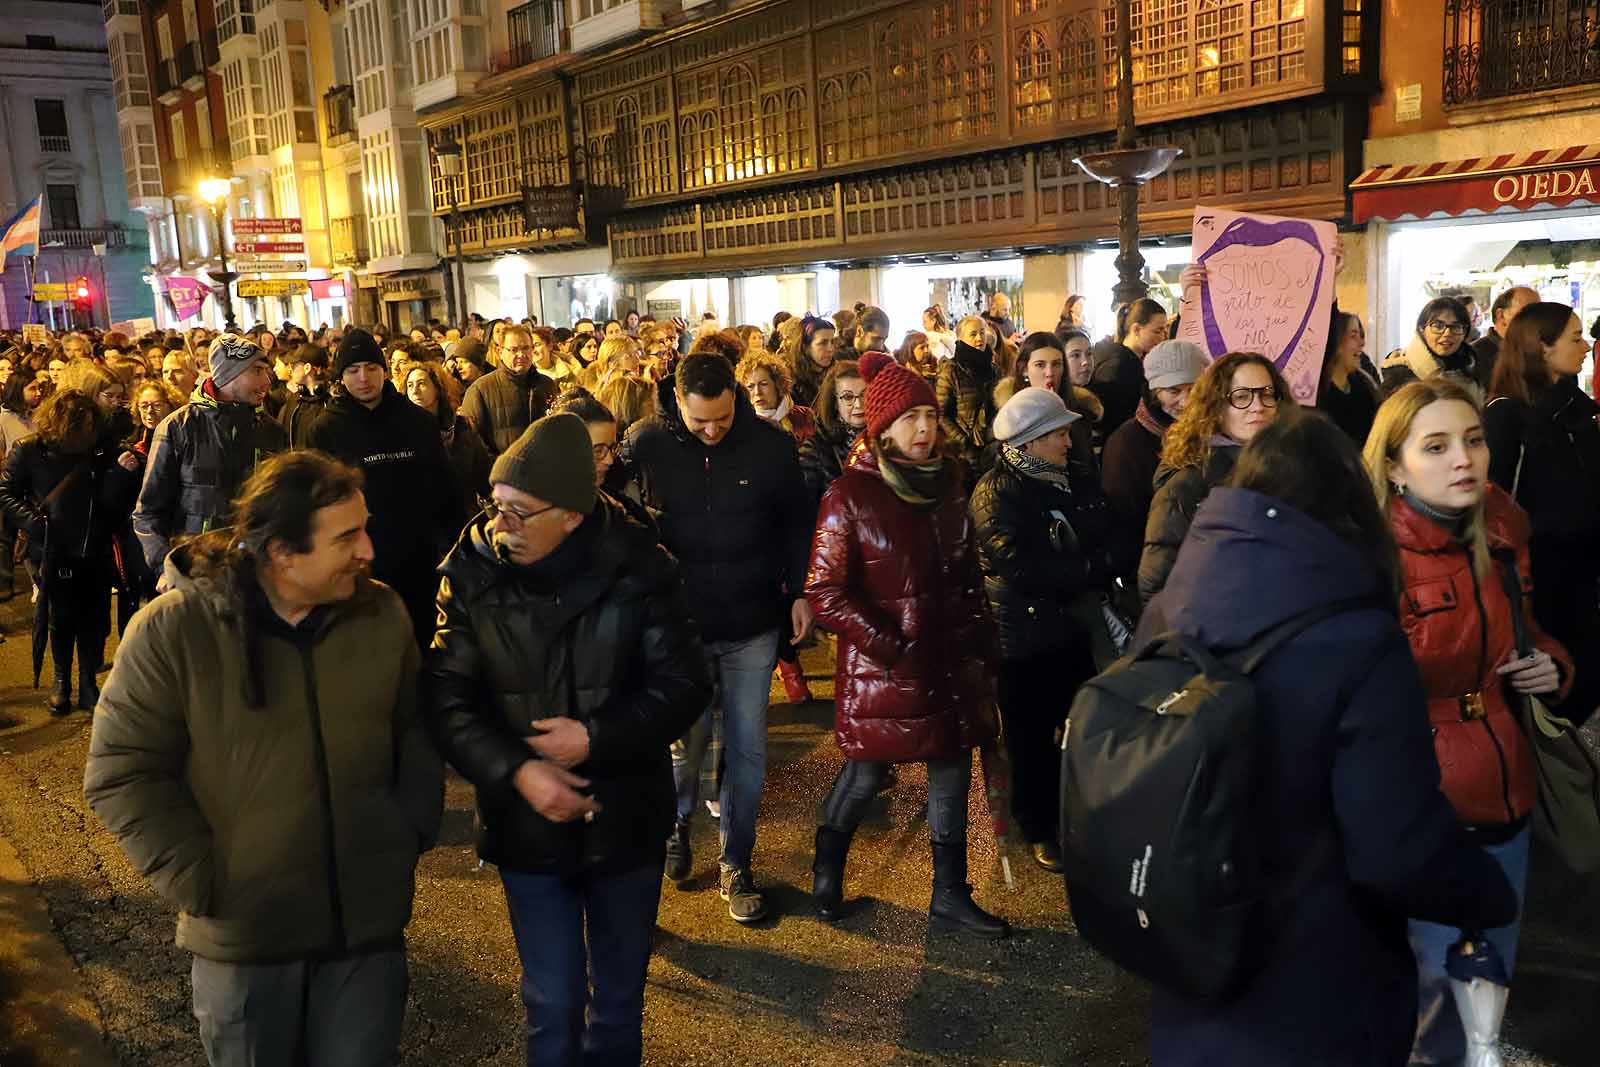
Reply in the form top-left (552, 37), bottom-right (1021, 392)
top-left (1496, 558), bottom-right (1600, 874)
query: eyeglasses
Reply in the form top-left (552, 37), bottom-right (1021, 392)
top-left (592, 442), bottom-right (617, 461)
top-left (1227, 387), bottom-right (1280, 410)
top-left (836, 390), bottom-right (866, 407)
top-left (479, 497), bottom-right (558, 527)
top-left (136, 401), bottom-right (170, 413)
top-left (1426, 320), bottom-right (1467, 336)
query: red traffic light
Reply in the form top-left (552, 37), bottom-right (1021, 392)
top-left (74, 276), bottom-right (91, 301)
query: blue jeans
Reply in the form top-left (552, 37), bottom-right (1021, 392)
top-left (1406, 826), bottom-right (1530, 1066)
top-left (500, 862), bottom-right (663, 1067)
top-left (671, 628), bottom-right (780, 871)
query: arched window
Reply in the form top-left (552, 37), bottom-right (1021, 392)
top-left (1058, 16), bottom-right (1098, 122)
top-left (698, 112), bottom-right (716, 186)
top-left (784, 88), bottom-right (809, 171)
top-left (931, 50), bottom-right (961, 143)
top-left (718, 64), bottom-right (757, 182)
top-left (615, 96), bottom-right (641, 196)
top-left (760, 93), bottom-right (782, 177)
top-left (679, 116), bottom-right (699, 188)
top-left (1016, 29), bottom-right (1053, 126)
top-left (845, 71), bottom-right (873, 160)
top-left (964, 44), bottom-right (996, 138)
top-left (818, 78), bottom-right (843, 166)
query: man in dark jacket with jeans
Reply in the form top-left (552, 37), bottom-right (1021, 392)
top-left (310, 329), bottom-right (463, 646)
top-left (132, 334), bottom-right (287, 572)
top-left (460, 323), bottom-right (558, 455)
top-left (425, 414), bottom-right (709, 1067)
top-left (87, 451), bottom-right (443, 1067)
top-left (620, 355), bottom-right (814, 923)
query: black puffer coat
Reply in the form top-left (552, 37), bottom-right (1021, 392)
top-left (0, 435), bottom-right (135, 566)
top-left (620, 376), bottom-right (812, 644)
top-left (936, 342), bottom-right (998, 482)
top-left (132, 385), bottom-right (288, 571)
top-left (798, 416), bottom-right (859, 509)
top-left (279, 385), bottom-right (331, 449)
top-left (970, 451), bottom-right (1118, 662)
top-left (423, 501), bottom-right (711, 875)
top-left (460, 366), bottom-right (558, 455)
top-left (1138, 445), bottom-right (1240, 604)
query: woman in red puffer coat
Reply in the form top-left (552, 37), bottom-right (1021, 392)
top-left (804, 351), bottom-right (1005, 938)
top-left (1365, 378), bottom-right (1573, 1064)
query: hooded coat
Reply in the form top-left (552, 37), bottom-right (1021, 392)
top-left (309, 382), bottom-right (464, 641)
top-left (83, 549), bottom-right (443, 964)
top-left (620, 376), bottom-right (812, 645)
top-left (806, 438), bottom-right (996, 763)
top-left (1142, 489), bottom-right (1519, 1066)
top-left (131, 381), bottom-right (288, 572)
top-left (424, 501), bottom-right (711, 874)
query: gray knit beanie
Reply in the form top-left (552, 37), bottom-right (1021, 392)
top-left (489, 413), bottom-right (597, 515)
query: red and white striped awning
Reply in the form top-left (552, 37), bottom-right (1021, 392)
top-left (1351, 144), bottom-right (1600, 224)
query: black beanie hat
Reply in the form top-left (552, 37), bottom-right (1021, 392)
top-left (334, 329), bottom-right (386, 378)
top-left (454, 337), bottom-right (488, 370)
top-left (489, 413), bottom-right (596, 515)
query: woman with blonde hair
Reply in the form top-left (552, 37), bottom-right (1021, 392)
top-left (596, 373), bottom-right (655, 438)
top-left (922, 304), bottom-right (956, 363)
top-left (1364, 377), bottom-right (1570, 1064)
top-left (591, 336), bottom-right (644, 391)
top-left (736, 349), bottom-right (814, 442)
top-left (1138, 352), bottom-right (1293, 603)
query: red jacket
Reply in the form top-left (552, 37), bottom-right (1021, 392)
top-left (1392, 488), bottom-right (1574, 826)
top-left (805, 438), bottom-right (996, 763)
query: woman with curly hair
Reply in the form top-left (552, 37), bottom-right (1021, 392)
top-left (781, 315), bottom-right (839, 407)
top-left (401, 358), bottom-right (491, 516)
top-left (1137, 352), bottom-right (1294, 603)
top-left (736, 349), bottom-right (814, 443)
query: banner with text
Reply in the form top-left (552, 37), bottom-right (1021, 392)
top-left (165, 276), bottom-right (212, 321)
top-left (1176, 206), bottom-right (1336, 404)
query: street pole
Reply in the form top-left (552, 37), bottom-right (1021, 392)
top-left (451, 191), bottom-right (466, 327)
top-left (210, 203), bottom-right (238, 333)
top-left (92, 240), bottom-right (109, 329)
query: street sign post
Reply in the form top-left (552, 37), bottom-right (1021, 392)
top-left (233, 218), bottom-right (303, 235)
top-left (234, 258), bottom-right (309, 274)
top-left (238, 279), bottom-right (312, 297)
top-left (233, 241), bottom-right (306, 255)
top-left (33, 283), bottom-right (68, 300)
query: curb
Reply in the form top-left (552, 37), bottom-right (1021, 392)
top-left (0, 831), bottom-right (116, 1066)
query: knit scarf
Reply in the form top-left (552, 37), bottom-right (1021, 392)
top-left (1134, 398), bottom-right (1173, 439)
top-left (1002, 442), bottom-right (1072, 492)
top-left (874, 441), bottom-right (950, 510)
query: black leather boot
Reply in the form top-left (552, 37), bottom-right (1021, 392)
top-left (929, 841), bottom-right (1009, 939)
top-left (77, 664), bottom-right (101, 711)
top-left (47, 669), bottom-right (71, 718)
top-left (811, 826), bottom-right (854, 922)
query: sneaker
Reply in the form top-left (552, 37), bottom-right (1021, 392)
top-left (663, 821), bottom-right (692, 884)
top-left (705, 799), bottom-right (721, 819)
top-left (719, 866), bottom-right (769, 924)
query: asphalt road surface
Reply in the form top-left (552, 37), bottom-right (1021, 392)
top-left (0, 604), bottom-right (1596, 1066)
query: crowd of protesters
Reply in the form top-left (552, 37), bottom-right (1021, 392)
top-left (0, 276), bottom-right (1589, 1067)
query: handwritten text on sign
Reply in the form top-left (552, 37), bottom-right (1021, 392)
top-left (1176, 206), bottom-right (1336, 404)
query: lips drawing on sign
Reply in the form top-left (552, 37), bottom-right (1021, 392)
top-left (1195, 217), bottom-right (1326, 368)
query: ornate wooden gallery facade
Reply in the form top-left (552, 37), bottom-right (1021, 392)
top-left (421, 0), bottom-right (1379, 283)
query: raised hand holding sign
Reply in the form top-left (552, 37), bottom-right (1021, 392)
top-left (1176, 206), bottom-right (1338, 404)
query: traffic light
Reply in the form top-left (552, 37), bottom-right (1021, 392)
top-left (73, 276), bottom-right (91, 306)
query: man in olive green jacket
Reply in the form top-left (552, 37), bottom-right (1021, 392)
top-left (85, 450), bottom-right (443, 1067)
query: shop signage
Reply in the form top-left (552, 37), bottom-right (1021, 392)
top-left (234, 241), bottom-right (306, 255)
top-left (238, 279), bottom-right (311, 297)
top-left (523, 184), bottom-right (581, 231)
top-left (233, 218), bottom-right (302, 235)
top-left (32, 283), bottom-right (68, 300)
top-left (646, 299), bottom-right (683, 320)
top-left (1491, 167), bottom-right (1599, 206)
top-left (235, 257), bottom-right (308, 273)
top-left (1177, 205), bottom-right (1336, 406)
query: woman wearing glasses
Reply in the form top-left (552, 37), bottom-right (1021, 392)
top-left (1381, 297), bottom-right (1479, 393)
top-left (1138, 352), bottom-right (1295, 604)
top-left (799, 361), bottom-right (866, 510)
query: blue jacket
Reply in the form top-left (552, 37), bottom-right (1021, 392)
top-left (1141, 488), bottom-right (1516, 1067)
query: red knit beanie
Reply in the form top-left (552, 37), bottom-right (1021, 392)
top-left (861, 351), bottom-right (937, 439)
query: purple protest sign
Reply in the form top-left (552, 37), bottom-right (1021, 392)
top-left (165, 276), bottom-right (211, 321)
top-left (1176, 206), bottom-right (1337, 404)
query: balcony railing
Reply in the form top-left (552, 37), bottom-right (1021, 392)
top-left (330, 214), bottom-right (370, 266)
top-left (39, 135), bottom-right (71, 154)
top-left (324, 85), bottom-right (356, 147)
top-left (42, 228), bottom-right (131, 250)
top-left (1444, 0), bottom-right (1600, 105)
top-left (502, 0), bottom-right (565, 71)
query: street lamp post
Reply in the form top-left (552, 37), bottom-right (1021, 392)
top-left (91, 240), bottom-right (109, 330)
top-left (199, 176), bottom-right (239, 333)
top-left (433, 135), bottom-right (467, 328)
top-left (1072, 0), bottom-right (1182, 309)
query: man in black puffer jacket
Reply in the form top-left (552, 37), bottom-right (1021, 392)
top-left (310, 329), bottom-right (463, 646)
top-left (459, 323), bottom-right (558, 455)
top-left (425, 414), bottom-right (710, 1066)
top-left (619, 354), bottom-right (813, 924)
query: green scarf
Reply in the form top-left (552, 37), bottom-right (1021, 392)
top-left (874, 441), bottom-right (950, 510)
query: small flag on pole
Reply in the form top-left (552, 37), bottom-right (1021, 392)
top-left (0, 195), bottom-right (44, 274)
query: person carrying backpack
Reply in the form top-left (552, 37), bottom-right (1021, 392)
top-left (1064, 412), bottom-right (1517, 1066)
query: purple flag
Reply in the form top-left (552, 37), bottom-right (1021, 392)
top-left (166, 276), bottom-right (211, 321)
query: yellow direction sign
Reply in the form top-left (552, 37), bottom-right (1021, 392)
top-left (33, 283), bottom-right (68, 300)
top-left (237, 279), bottom-right (311, 298)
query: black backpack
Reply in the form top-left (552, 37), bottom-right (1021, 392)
top-left (1058, 599), bottom-right (1367, 1002)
